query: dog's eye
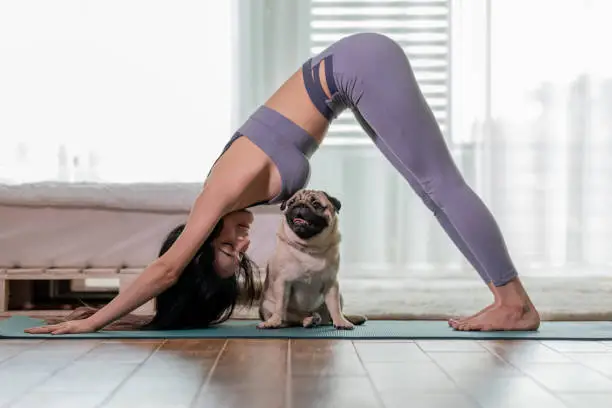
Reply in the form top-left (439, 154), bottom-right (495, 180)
top-left (312, 201), bottom-right (323, 210)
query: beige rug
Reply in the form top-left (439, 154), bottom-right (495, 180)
top-left (335, 276), bottom-right (612, 321)
top-left (4, 276), bottom-right (611, 322)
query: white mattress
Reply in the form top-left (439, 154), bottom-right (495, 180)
top-left (0, 182), bottom-right (282, 269)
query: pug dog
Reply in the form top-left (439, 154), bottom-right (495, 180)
top-left (258, 189), bottom-right (366, 330)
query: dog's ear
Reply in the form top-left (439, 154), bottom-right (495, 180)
top-left (280, 200), bottom-right (287, 211)
top-left (323, 192), bottom-right (341, 213)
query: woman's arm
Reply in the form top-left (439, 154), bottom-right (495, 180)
top-left (86, 183), bottom-right (233, 331)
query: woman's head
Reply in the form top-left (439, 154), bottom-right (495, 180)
top-left (145, 210), bottom-right (260, 330)
top-left (210, 209), bottom-right (254, 278)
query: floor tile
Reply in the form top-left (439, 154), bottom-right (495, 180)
top-left (76, 342), bottom-right (158, 364)
top-left (520, 362), bottom-right (612, 392)
top-left (157, 339), bottom-right (226, 354)
top-left (417, 340), bottom-right (486, 352)
top-left (563, 352), bottom-right (612, 377)
top-left (10, 392), bottom-right (107, 408)
top-left (291, 352), bottom-right (367, 377)
top-left (365, 361), bottom-right (457, 392)
top-left (0, 345), bottom-right (31, 362)
top-left (354, 341), bottom-right (431, 363)
top-left (0, 371), bottom-right (53, 406)
top-left (454, 376), bottom-right (568, 408)
top-left (192, 388), bottom-right (286, 408)
top-left (292, 377), bottom-right (382, 408)
top-left (291, 339), bottom-right (366, 377)
top-left (483, 341), bottom-right (573, 366)
top-left (134, 351), bottom-right (217, 378)
top-left (380, 391), bottom-right (479, 408)
top-left (33, 361), bottom-right (139, 393)
top-left (541, 340), bottom-right (611, 353)
top-left (427, 351), bottom-right (523, 378)
top-left (557, 392), bottom-right (612, 408)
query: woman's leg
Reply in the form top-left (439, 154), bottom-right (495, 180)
top-left (332, 33), bottom-right (539, 331)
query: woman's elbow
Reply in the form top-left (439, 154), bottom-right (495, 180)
top-left (152, 259), bottom-right (181, 288)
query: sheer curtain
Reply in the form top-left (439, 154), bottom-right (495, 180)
top-left (0, 0), bottom-right (234, 184)
top-left (487, 0), bottom-right (612, 274)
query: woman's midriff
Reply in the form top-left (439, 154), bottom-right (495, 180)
top-left (263, 63), bottom-right (333, 145)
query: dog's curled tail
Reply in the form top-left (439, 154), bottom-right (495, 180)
top-left (345, 314), bottom-right (368, 326)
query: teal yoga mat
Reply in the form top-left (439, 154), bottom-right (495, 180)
top-left (1, 316), bottom-right (612, 340)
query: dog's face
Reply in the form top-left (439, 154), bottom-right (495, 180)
top-left (280, 190), bottom-right (341, 240)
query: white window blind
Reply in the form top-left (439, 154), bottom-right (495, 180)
top-left (309, 0), bottom-right (451, 143)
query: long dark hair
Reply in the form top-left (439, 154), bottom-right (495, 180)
top-left (143, 221), bottom-right (260, 329)
top-left (52, 220), bottom-right (261, 330)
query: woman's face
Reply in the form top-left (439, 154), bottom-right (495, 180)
top-left (212, 210), bottom-right (254, 278)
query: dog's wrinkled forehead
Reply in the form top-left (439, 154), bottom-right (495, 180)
top-left (281, 189), bottom-right (341, 213)
top-left (293, 189), bottom-right (326, 204)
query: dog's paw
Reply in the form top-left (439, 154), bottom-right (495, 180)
top-left (302, 313), bottom-right (322, 328)
top-left (333, 318), bottom-right (355, 330)
top-left (257, 316), bottom-right (283, 329)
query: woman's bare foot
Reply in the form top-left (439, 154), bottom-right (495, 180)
top-left (448, 302), bottom-right (498, 328)
top-left (454, 303), bottom-right (540, 331)
top-left (448, 282), bottom-right (498, 328)
top-left (452, 277), bottom-right (541, 332)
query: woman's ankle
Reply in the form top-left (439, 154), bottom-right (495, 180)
top-left (493, 277), bottom-right (533, 308)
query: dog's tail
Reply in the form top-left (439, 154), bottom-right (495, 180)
top-left (344, 314), bottom-right (368, 326)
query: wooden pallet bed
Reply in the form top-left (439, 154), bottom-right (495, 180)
top-left (0, 182), bottom-right (280, 313)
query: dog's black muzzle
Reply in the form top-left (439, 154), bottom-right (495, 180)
top-left (285, 204), bottom-right (329, 240)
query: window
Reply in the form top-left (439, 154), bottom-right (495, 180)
top-left (309, 0), bottom-right (451, 145)
top-left (0, 1), bottom-right (233, 184)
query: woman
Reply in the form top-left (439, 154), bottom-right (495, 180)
top-left (35, 211), bottom-right (260, 331)
top-left (26, 32), bottom-right (540, 334)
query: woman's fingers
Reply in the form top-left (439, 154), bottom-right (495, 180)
top-left (24, 320), bottom-right (93, 335)
top-left (24, 325), bottom-right (47, 333)
top-left (24, 324), bottom-right (59, 334)
top-left (51, 326), bottom-right (71, 335)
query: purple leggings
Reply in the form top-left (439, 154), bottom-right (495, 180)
top-left (224, 32), bottom-right (518, 286)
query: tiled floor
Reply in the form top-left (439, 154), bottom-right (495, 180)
top-left (1, 336), bottom-right (612, 408)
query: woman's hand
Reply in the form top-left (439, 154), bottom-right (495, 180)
top-left (24, 318), bottom-right (98, 335)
